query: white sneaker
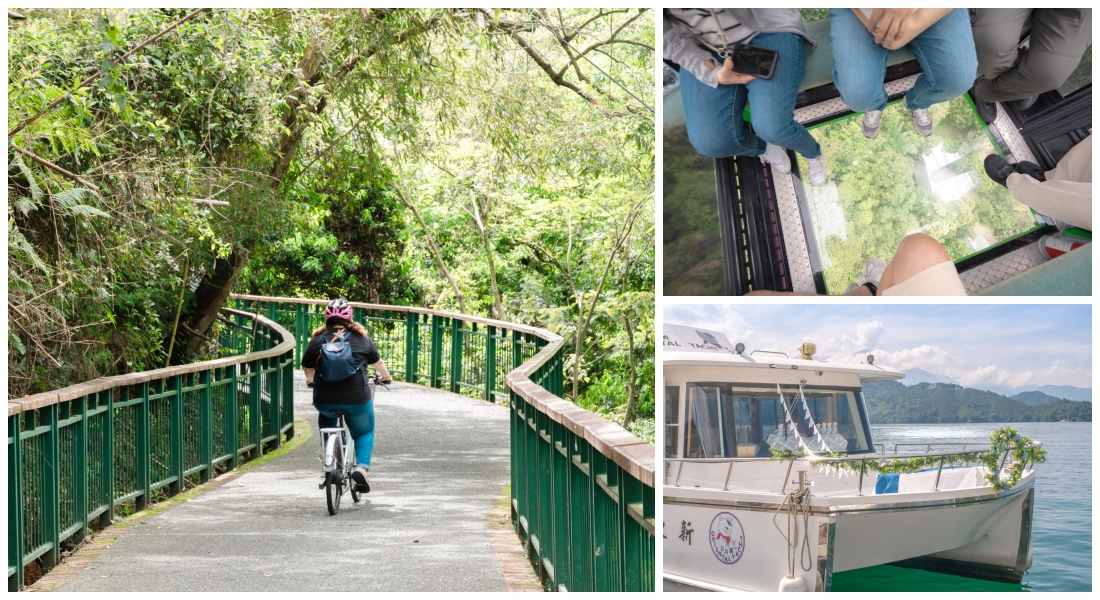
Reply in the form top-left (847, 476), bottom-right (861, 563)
top-left (761, 143), bottom-right (791, 174)
top-left (807, 154), bottom-right (827, 187)
top-left (862, 110), bottom-right (883, 139)
top-left (911, 107), bottom-right (933, 136)
top-left (845, 258), bottom-right (888, 293)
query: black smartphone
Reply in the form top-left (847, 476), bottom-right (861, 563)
top-left (730, 43), bottom-right (778, 80)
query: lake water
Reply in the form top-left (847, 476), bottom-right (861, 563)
top-left (831, 422), bottom-right (1092, 592)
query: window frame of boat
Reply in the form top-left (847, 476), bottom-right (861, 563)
top-left (681, 382), bottom-right (878, 458)
top-left (665, 385), bottom-right (683, 459)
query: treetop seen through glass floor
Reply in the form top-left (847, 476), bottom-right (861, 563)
top-left (795, 95), bottom-right (1040, 293)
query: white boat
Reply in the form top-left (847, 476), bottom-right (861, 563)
top-left (662, 324), bottom-right (1042, 592)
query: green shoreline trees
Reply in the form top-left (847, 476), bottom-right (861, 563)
top-left (8, 9), bottom-right (654, 439)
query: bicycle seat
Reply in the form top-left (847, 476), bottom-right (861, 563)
top-left (325, 408), bottom-right (353, 417)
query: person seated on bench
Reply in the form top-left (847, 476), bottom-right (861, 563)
top-left (970, 9), bottom-right (1092, 116)
top-left (664, 8), bottom-right (828, 186)
top-left (829, 8), bottom-right (977, 139)
top-left (984, 135), bottom-right (1092, 230)
top-left (748, 233), bottom-right (966, 296)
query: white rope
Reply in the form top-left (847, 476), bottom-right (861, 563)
top-left (773, 488), bottom-right (813, 578)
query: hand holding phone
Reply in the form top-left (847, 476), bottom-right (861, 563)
top-left (716, 57), bottom-right (756, 85)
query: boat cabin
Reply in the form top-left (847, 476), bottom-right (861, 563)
top-left (663, 324), bottom-right (904, 460)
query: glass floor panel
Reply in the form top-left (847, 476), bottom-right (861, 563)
top-left (663, 124), bottom-right (724, 295)
top-left (794, 95), bottom-right (1042, 294)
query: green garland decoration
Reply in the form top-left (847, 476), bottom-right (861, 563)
top-left (773, 426), bottom-right (1044, 492)
top-left (981, 426), bottom-right (1046, 491)
top-left (768, 448), bottom-right (807, 462)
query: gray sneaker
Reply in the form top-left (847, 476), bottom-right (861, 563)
top-left (845, 258), bottom-right (888, 294)
top-left (862, 110), bottom-right (883, 139)
top-left (911, 107), bottom-right (933, 136)
top-left (351, 466), bottom-right (370, 493)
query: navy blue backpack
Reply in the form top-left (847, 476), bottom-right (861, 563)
top-left (316, 330), bottom-right (364, 383)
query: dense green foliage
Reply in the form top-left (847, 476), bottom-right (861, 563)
top-left (8, 9), bottom-right (654, 438)
top-left (863, 381), bottom-right (1092, 423)
top-left (662, 125), bottom-right (724, 295)
top-left (795, 96), bottom-right (1037, 292)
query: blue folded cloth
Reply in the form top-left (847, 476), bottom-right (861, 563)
top-left (875, 473), bottom-right (900, 494)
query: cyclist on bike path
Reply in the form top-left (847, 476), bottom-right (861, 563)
top-left (303, 299), bottom-right (392, 493)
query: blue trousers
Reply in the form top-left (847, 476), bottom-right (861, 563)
top-left (829, 8), bottom-right (978, 112)
top-left (679, 32), bottom-right (822, 160)
top-left (317, 402), bottom-right (375, 468)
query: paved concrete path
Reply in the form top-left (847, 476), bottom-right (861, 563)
top-left (60, 373), bottom-right (517, 592)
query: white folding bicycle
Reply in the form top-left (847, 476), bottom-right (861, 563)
top-left (318, 374), bottom-right (385, 515)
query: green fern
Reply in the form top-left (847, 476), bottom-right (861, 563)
top-left (10, 154), bottom-right (42, 203)
top-left (13, 196), bottom-right (37, 216)
top-left (51, 187), bottom-right (108, 219)
top-left (8, 223), bottom-right (50, 274)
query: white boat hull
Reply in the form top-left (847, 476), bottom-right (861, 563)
top-left (663, 472), bottom-right (1035, 592)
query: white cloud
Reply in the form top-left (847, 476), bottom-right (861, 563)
top-left (949, 365), bottom-right (1034, 388)
top-left (843, 320), bottom-right (886, 351)
top-left (664, 305), bottom-right (755, 345)
top-left (945, 360), bottom-right (1091, 389)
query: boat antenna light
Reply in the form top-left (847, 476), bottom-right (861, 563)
top-left (867, 354), bottom-right (875, 365)
top-left (798, 342), bottom-right (816, 360)
top-left (735, 342), bottom-right (745, 355)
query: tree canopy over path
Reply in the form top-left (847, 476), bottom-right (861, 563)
top-left (7, 8), bottom-right (654, 438)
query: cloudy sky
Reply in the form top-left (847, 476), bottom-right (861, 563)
top-left (663, 304), bottom-right (1091, 389)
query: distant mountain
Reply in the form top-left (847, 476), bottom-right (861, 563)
top-left (894, 368), bottom-right (1091, 401)
top-left (970, 383), bottom-right (1092, 401)
top-left (862, 382), bottom-right (1091, 424)
top-left (1010, 391), bottom-right (1071, 406)
top-left (901, 368), bottom-right (958, 386)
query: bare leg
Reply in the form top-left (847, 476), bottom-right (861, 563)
top-left (745, 233), bottom-right (952, 296)
top-left (877, 233), bottom-right (952, 291)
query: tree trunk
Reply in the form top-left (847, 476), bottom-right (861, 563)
top-left (186, 248), bottom-right (250, 353)
top-left (622, 311), bottom-right (638, 427)
top-left (472, 199), bottom-right (503, 319)
top-left (397, 187), bottom-right (467, 313)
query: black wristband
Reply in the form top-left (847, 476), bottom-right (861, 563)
top-left (863, 282), bottom-right (878, 296)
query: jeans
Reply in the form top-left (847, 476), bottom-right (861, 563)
top-left (829, 8), bottom-right (977, 112)
top-left (317, 402), bottom-right (375, 468)
top-left (679, 32), bottom-right (821, 159)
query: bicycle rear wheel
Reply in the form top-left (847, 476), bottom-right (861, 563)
top-left (326, 440), bottom-right (345, 515)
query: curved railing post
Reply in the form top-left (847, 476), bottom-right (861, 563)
top-left (450, 318), bottom-right (462, 393)
top-left (485, 326), bottom-right (497, 402)
top-left (405, 311), bottom-right (419, 384)
top-left (430, 315), bottom-right (443, 389)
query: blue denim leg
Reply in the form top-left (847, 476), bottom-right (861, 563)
top-left (744, 32), bottom-right (821, 159)
top-left (904, 9), bottom-right (978, 110)
top-left (317, 402), bottom-right (375, 468)
top-left (829, 8), bottom-right (890, 112)
top-left (679, 57), bottom-right (764, 158)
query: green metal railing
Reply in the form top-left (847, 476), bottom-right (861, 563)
top-left (233, 295), bottom-right (656, 592)
top-left (7, 308), bottom-right (295, 591)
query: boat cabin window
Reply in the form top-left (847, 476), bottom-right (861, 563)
top-left (683, 383), bottom-right (874, 458)
top-left (665, 386), bottom-right (680, 458)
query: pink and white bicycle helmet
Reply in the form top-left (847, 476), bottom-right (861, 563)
top-left (324, 298), bottom-right (353, 320)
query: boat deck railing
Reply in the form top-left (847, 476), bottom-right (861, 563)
top-left (667, 442), bottom-right (1042, 497)
top-left (874, 441), bottom-right (989, 455)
